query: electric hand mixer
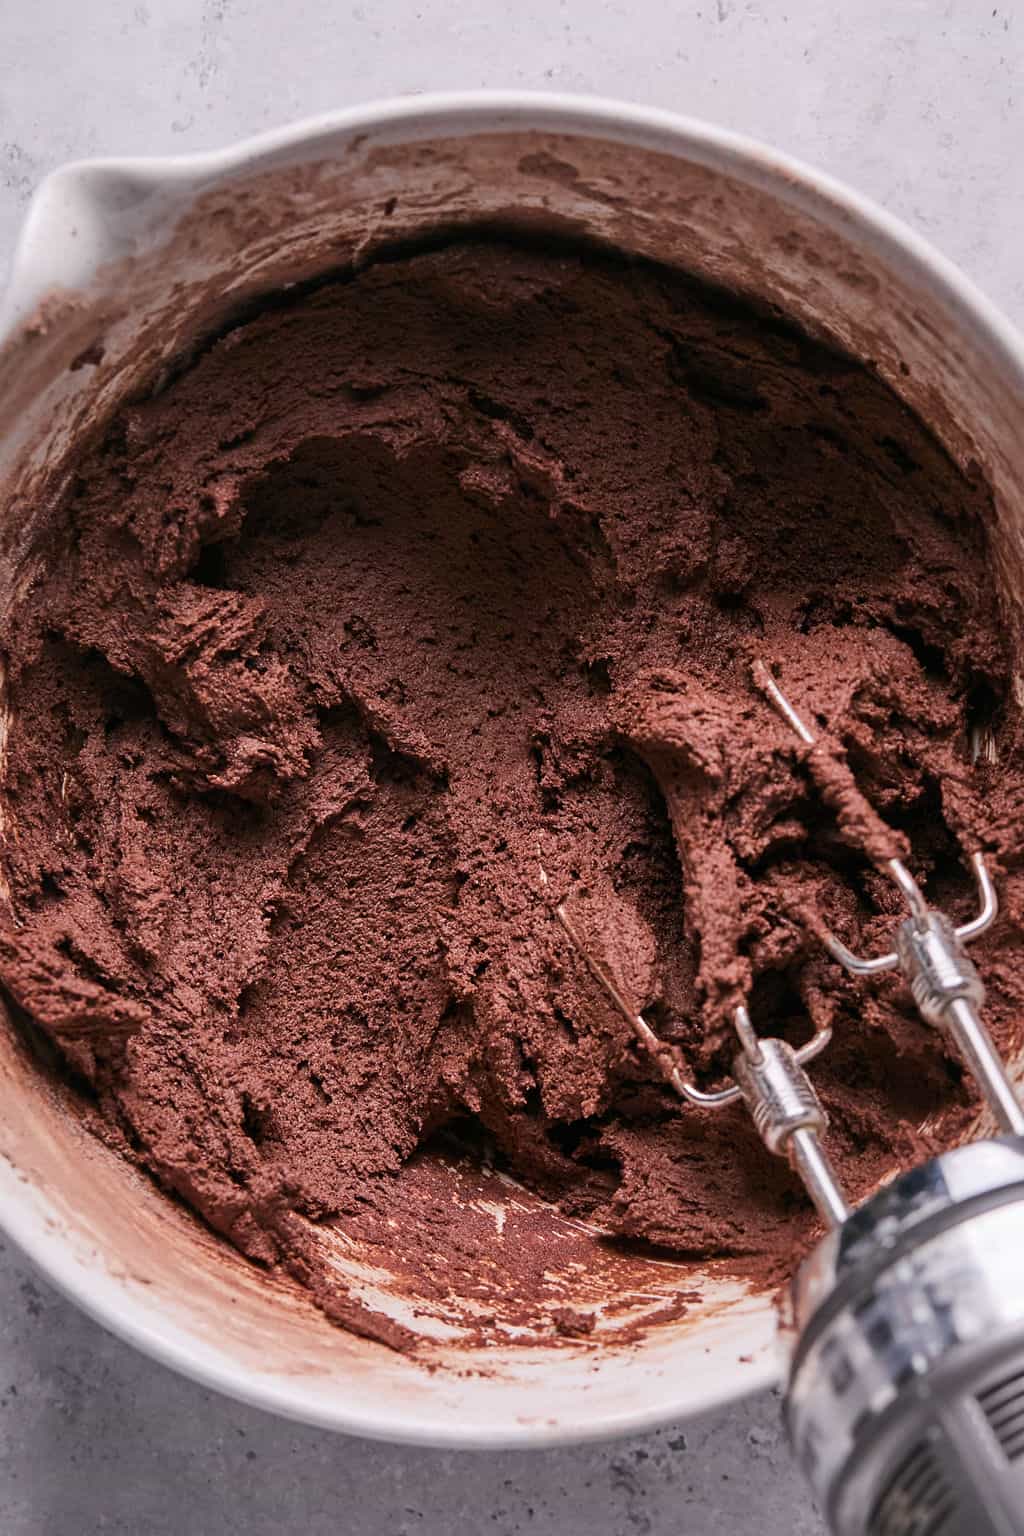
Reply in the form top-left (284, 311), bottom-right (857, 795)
top-left (547, 664), bottom-right (1024, 1536)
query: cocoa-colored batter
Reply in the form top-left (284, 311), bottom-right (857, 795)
top-left (2, 238), bottom-right (1021, 1342)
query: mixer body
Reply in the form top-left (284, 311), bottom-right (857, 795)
top-left (786, 1138), bottom-right (1024, 1536)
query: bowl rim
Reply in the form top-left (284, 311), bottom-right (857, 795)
top-left (2, 88), bottom-right (1023, 1447)
top-left (5, 88), bottom-right (1024, 391)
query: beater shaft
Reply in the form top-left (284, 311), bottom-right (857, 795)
top-left (788, 1128), bottom-right (851, 1228)
top-left (894, 902), bottom-right (1024, 1134)
top-left (946, 995), bottom-right (1024, 1136)
top-left (731, 1006), bottom-right (849, 1228)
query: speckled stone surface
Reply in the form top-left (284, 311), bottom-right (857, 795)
top-left (0, 3), bottom-right (1021, 1531)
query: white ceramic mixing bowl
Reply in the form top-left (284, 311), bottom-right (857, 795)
top-left (0, 92), bottom-right (1022, 1448)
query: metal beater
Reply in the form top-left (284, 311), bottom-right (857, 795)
top-left (547, 664), bottom-right (1024, 1536)
top-left (755, 661), bottom-right (1024, 1140)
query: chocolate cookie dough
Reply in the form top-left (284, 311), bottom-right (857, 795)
top-left (1, 238), bottom-right (1020, 1338)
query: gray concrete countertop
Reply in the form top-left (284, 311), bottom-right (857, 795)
top-left (0, 3), bottom-right (1021, 1531)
